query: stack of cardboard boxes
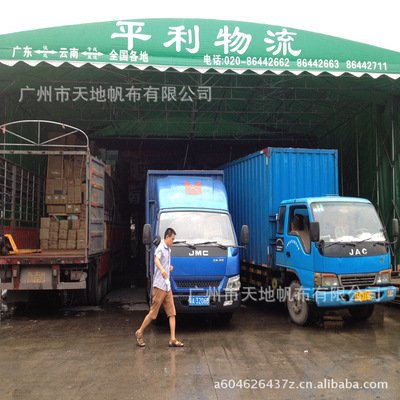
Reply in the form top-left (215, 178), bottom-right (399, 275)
top-left (40, 155), bottom-right (87, 250)
top-left (40, 217), bottom-right (86, 250)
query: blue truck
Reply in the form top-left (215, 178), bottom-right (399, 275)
top-left (222, 148), bottom-right (397, 325)
top-left (142, 170), bottom-right (248, 321)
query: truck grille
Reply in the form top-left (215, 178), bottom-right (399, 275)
top-left (175, 280), bottom-right (221, 288)
top-left (339, 274), bottom-right (376, 288)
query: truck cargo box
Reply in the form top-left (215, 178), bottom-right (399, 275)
top-left (222, 148), bottom-right (338, 266)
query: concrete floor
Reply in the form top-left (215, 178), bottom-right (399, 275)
top-left (0, 289), bottom-right (399, 400)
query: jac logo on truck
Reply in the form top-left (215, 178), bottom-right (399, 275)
top-left (349, 248), bottom-right (367, 256)
top-left (185, 181), bottom-right (202, 195)
top-left (189, 250), bottom-right (209, 256)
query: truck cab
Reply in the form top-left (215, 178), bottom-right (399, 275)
top-left (275, 196), bottom-right (397, 325)
top-left (143, 171), bottom-right (248, 321)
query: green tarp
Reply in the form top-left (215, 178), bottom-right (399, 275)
top-left (1, 19), bottom-right (400, 78)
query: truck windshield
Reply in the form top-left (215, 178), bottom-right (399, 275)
top-left (159, 211), bottom-right (236, 246)
top-left (311, 202), bottom-right (386, 243)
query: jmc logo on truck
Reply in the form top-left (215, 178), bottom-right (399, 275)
top-left (188, 250), bottom-right (209, 256)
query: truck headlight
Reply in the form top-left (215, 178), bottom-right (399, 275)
top-left (226, 275), bottom-right (241, 291)
top-left (314, 272), bottom-right (340, 287)
top-left (376, 269), bottom-right (391, 284)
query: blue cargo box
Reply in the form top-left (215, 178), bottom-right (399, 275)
top-left (222, 148), bottom-right (338, 266)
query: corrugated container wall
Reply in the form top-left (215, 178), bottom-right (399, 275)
top-left (222, 148), bottom-right (339, 266)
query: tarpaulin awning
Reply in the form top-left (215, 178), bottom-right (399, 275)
top-left (1, 1), bottom-right (400, 78)
top-left (2, 1), bottom-right (400, 262)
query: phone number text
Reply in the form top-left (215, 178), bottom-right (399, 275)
top-left (205, 55), bottom-right (388, 72)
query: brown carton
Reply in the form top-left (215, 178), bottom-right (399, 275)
top-left (40, 218), bottom-right (51, 229)
top-left (39, 228), bottom-right (49, 240)
top-left (68, 230), bottom-right (77, 240)
top-left (67, 240), bottom-right (76, 250)
top-left (59, 229), bottom-right (68, 240)
top-left (40, 240), bottom-right (49, 250)
top-left (49, 240), bottom-right (58, 250)
top-left (47, 155), bottom-right (64, 178)
top-left (47, 205), bottom-right (66, 214)
top-left (71, 219), bottom-right (80, 230)
top-left (77, 229), bottom-right (86, 241)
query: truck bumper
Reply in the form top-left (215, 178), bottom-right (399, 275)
top-left (314, 286), bottom-right (397, 307)
top-left (173, 292), bottom-right (241, 313)
top-left (0, 281), bottom-right (86, 290)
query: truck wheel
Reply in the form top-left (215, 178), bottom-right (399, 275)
top-left (348, 304), bottom-right (375, 321)
top-left (88, 261), bottom-right (102, 306)
top-left (286, 280), bottom-right (312, 326)
top-left (218, 312), bottom-right (233, 323)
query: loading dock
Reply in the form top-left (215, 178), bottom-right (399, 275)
top-left (1, 3), bottom-right (400, 280)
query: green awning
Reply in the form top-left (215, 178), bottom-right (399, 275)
top-left (1, 18), bottom-right (399, 78)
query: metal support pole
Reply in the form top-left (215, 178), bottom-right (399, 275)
top-left (391, 97), bottom-right (397, 270)
top-left (355, 115), bottom-right (360, 197)
top-left (375, 108), bottom-right (379, 209)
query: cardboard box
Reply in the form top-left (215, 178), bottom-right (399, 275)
top-left (59, 220), bottom-right (69, 230)
top-left (40, 228), bottom-right (49, 240)
top-left (65, 155), bottom-right (85, 180)
top-left (40, 240), bottom-right (49, 250)
top-left (49, 231), bottom-right (58, 241)
top-left (58, 240), bottom-right (67, 250)
top-left (40, 218), bottom-right (51, 229)
top-left (66, 204), bottom-right (81, 214)
top-left (77, 229), bottom-right (86, 241)
top-left (74, 186), bottom-right (82, 203)
top-left (46, 178), bottom-right (66, 195)
top-left (77, 239), bottom-right (86, 249)
top-left (67, 240), bottom-right (76, 250)
top-left (59, 229), bottom-right (68, 240)
top-left (47, 155), bottom-right (64, 178)
top-left (47, 205), bottom-right (66, 214)
top-left (49, 240), bottom-right (58, 250)
top-left (71, 219), bottom-right (80, 230)
top-left (68, 230), bottom-right (77, 241)
top-left (50, 220), bottom-right (59, 231)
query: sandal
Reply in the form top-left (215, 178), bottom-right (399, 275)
top-left (135, 330), bottom-right (145, 347)
top-left (169, 339), bottom-right (184, 347)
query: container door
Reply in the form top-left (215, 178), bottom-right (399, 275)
top-left (88, 156), bottom-right (105, 255)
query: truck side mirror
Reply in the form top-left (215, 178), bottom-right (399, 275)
top-left (241, 225), bottom-right (249, 245)
top-left (392, 218), bottom-right (399, 238)
top-left (310, 221), bottom-right (320, 242)
top-left (142, 224), bottom-right (152, 245)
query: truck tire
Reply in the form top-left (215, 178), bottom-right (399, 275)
top-left (218, 312), bottom-right (233, 323)
top-left (88, 261), bottom-right (102, 306)
top-left (286, 280), bottom-right (312, 326)
top-left (348, 304), bottom-right (375, 321)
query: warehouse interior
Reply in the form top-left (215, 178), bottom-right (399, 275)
top-left (1, 62), bottom-right (400, 281)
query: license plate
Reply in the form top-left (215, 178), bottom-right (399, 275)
top-left (26, 271), bottom-right (46, 284)
top-left (354, 291), bottom-right (373, 302)
top-left (189, 296), bottom-right (210, 306)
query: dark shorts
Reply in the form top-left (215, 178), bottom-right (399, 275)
top-left (148, 287), bottom-right (176, 319)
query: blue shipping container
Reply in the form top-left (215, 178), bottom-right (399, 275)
top-left (222, 148), bottom-right (338, 266)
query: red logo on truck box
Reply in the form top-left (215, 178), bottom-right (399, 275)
top-left (185, 181), bottom-right (202, 195)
